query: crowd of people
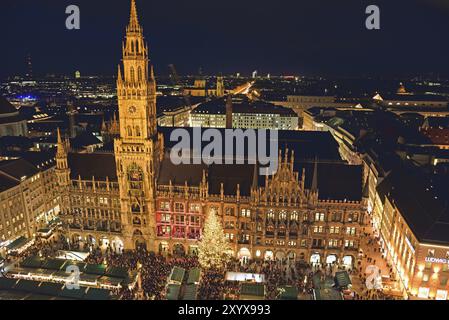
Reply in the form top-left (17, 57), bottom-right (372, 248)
top-left (346, 217), bottom-right (403, 300)
top-left (84, 246), bottom-right (199, 300)
top-left (196, 258), bottom-right (318, 300)
top-left (6, 236), bottom-right (66, 263)
top-left (5, 221), bottom-right (403, 301)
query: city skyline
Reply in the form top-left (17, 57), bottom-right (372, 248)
top-left (0, 0), bottom-right (449, 303)
top-left (2, 0), bottom-right (449, 79)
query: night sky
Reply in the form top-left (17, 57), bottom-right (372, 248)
top-left (1, 0), bottom-right (449, 79)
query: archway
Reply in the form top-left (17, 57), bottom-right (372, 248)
top-left (173, 243), bottom-right (185, 256)
top-left (71, 234), bottom-right (81, 244)
top-left (111, 237), bottom-right (124, 254)
top-left (342, 255), bottom-right (354, 268)
top-left (264, 250), bottom-right (274, 261)
top-left (135, 238), bottom-right (146, 250)
top-left (238, 247), bottom-right (251, 264)
top-left (159, 241), bottom-right (169, 255)
top-left (326, 254), bottom-right (338, 265)
top-left (132, 229), bottom-right (146, 250)
top-left (275, 251), bottom-right (285, 261)
top-left (99, 236), bottom-right (109, 251)
top-left (188, 245), bottom-right (198, 256)
top-left (287, 251), bottom-right (296, 261)
top-left (86, 235), bottom-right (96, 246)
top-left (310, 253), bottom-right (321, 265)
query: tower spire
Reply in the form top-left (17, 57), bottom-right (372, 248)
top-left (117, 65), bottom-right (122, 82)
top-left (311, 157), bottom-right (318, 192)
top-left (128, 0), bottom-right (140, 32)
top-left (56, 128), bottom-right (66, 156)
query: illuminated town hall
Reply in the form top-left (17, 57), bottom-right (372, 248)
top-left (57, 0), bottom-right (367, 269)
top-left (2, 0), bottom-right (449, 302)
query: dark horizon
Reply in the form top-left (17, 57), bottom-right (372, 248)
top-left (2, 0), bottom-right (449, 79)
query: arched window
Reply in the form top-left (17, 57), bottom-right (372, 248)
top-left (130, 67), bottom-right (135, 82)
top-left (127, 126), bottom-right (132, 136)
top-left (137, 67), bottom-right (142, 82)
top-left (131, 203), bottom-right (140, 213)
top-left (135, 126), bottom-right (141, 137)
top-left (128, 164), bottom-right (144, 191)
top-left (279, 211), bottom-right (287, 220)
top-left (135, 40), bottom-right (139, 53)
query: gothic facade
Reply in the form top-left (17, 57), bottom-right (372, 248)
top-left (59, 0), bottom-right (368, 267)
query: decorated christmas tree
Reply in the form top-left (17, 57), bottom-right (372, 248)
top-left (198, 208), bottom-right (231, 269)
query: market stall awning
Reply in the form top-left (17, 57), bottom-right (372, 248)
top-left (37, 228), bottom-right (53, 238)
top-left (41, 258), bottom-right (67, 271)
top-left (279, 286), bottom-right (298, 300)
top-left (182, 284), bottom-right (198, 300)
top-left (7, 236), bottom-right (32, 252)
top-left (85, 263), bottom-right (106, 276)
top-left (83, 287), bottom-right (112, 300)
top-left (20, 255), bottom-right (43, 269)
top-left (59, 286), bottom-right (87, 299)
top-left (98, 276), bottom-right (123, 287)
top-left (169, 266), bottom-right (185, 284)
top-left (240, 283), bottom-right (265, 300)
top-left (0, 277), bottom-right (18, 290)
top-left (187, 268), bottom-right (201, 284)
top-left (335, 271), bottom-right (351, 288)
top-left (79, 273), bottom-right (100, 285)
top-left (14, 279), bottom-right (42, 294)
top-left (38, 282), bottom-right (64, 297)
top-left (105, 266), bottom-right (128, 279)
top-left (166, 284), bottom-right (181, 300)
top-left (314, 288), bottom-right (343, 300)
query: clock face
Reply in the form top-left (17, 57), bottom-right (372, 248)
top-left (128, 106), bottom-right (136, 114)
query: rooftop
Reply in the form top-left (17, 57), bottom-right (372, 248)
top-left (377, 164), bottom-right (449, 245)
top-left (191, 96), bottom-right (297, 116)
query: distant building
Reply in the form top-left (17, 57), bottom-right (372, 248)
top-left (420, 117), bottom-right (449, 150)
top-left (75, 71), bottom-right (81, 79)
top-left (155, 96), bottom-right (204, 128)
top-left (158, 105), bottom-right (192, 127)
top-left (56, 2), bottom-right (368, 268)
top-left (273, 95), bottom-right (356, 126)
top-left (216, 76), bottom-right (225, 97)
top-left (184, 77), bottom-right (226, 97)
top-left (0, 152), bottom-right (59, 247)
top-left (373, 93), bottom-right (448, 109)
top-left (0, 97), bottom-right (28, 137)
top-left (375, 166), bottom-right (449, 300)
top-left (190, 96), bottom-right (299, 130)
top-left (70, 131), bottom-right (103, 153)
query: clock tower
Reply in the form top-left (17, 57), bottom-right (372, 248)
top-left (115, 0), bottom-right (163, 250)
